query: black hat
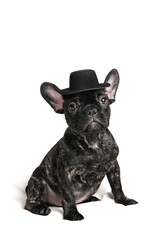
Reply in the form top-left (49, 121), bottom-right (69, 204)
top-left (60, 69), bottom-right (110, 95)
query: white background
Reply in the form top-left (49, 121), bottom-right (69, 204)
top-left (0, 0), bottom-right (159, 239)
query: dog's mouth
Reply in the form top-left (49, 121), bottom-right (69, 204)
top-left (85, 118), bottom-right (104, 131)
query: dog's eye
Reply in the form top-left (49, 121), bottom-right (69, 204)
top-left (101, 97), bottom-right (107, 104)
top-left (69, 103), bottom-right (77, 111)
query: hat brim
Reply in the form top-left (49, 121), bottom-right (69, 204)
top-left (60, 83), bottom-right (110, 96)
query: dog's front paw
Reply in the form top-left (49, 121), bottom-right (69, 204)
top-left (25, 204), bottom-right (51, 215)
top-left (64, 210), bottom-right (84, 221)
top-left (116, 198), bottom-right (138, 206)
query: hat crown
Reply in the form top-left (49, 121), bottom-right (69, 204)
top-left (60, 69), bottom-right (110, 95)
top-left (70, 70), bottom-right (99, 91)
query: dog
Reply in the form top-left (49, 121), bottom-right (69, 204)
top-left (25, 69), bottom-right (138, 220)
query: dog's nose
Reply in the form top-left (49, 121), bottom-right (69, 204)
top-left (88, 108), bottom-right (97, 117)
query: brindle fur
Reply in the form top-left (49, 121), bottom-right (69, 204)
top-left (25, 70), bottom-right (137, 220)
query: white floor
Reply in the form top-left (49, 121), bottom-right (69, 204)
top-left (1, 165), bottom-right (158, 240)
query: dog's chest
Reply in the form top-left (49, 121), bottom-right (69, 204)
top-left (62, 130), bottom-right (118, 192)
top-left (67, 141), bottom-right (115, 185)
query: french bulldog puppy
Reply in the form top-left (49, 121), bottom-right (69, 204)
top-left (25, 69), bottom-right (138, 220)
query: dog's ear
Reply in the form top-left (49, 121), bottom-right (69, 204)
top-left (40, 82), bottom-right (64, 113)
top-left (104, 69), bottom-right (120, 104)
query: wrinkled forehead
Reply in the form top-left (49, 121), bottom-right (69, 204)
top-left (63, 89), bottom-right (106, 103)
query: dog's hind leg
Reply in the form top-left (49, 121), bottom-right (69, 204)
top-left (24, 167), bottom-right (51, 215)
top-left (82, 196), bottom-right (100, 204)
